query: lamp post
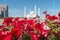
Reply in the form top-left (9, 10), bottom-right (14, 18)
top-left (3, 8), bottom-right (5, 18)
top-left (3, 0), bottom-right (6, 18)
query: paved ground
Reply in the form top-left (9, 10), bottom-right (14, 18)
top-left (0, 19), bottom-right (3, 25)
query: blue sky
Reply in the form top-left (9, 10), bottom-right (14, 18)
top-left (0, 0), bottom-right (60, 17)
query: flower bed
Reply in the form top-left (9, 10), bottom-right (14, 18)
top-left (0, 11), bottom-right (60, 40)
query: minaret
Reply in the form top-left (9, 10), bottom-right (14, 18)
top-left (24, 6), bottom-right (26, 18)
top-left (38, 8), bottom-right (40, 16)
top-left (29, 8), bottom-right (31, 13)
top-left (34, 5), bottom-right (36, 14)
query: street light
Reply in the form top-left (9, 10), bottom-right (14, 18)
top-left (3, 8), bottom-right (5, 18)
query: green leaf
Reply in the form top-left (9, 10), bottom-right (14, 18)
top-left (50, 35), bottom-right (57, 40)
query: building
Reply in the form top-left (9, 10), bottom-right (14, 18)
top-left (26, 11), bottom-right (40, 18)
top-left (0, 5), bottom-right (8, 18)
top-left (24, 5), bottom-right (40, 18)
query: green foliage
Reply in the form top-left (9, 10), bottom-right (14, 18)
top-left (50, 34), bottom-right (57, 40)
top-left (46, 19), bottom-right (60, 40)
top-left (22, 31), bottom-right (31, 40)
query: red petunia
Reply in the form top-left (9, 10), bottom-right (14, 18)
top-left (51, 15), bottom-right (58, 21)
top-left (27, 19), bottom-right (35, 28)
top-left (43, 11), bottom-right (47, 14)
top-left (30, 31), bottom-right (39, 40)
top-left (2, 17), bottom-right (12, 27)
top-left (58, 12), bottom-right (60, 17)
top-left (35, 23), bottom-right (43, 33)
top-left (24, 24), bottom-right (33, 32)
top-left (11, 27), bottom-right (22, 38)
top-left (3, 32), bottom-right (11, 40)
top-left (0, 31), bottom-right (11, 40)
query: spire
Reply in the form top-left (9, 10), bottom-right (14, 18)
top-left (29, 8), bottom-right (31, 13)
top-left (38, 8), bottom-right (40, 16)
top-left (24, 6), bottom-right (26, 18)
top-left (34, 5), bottom-right (36, 14)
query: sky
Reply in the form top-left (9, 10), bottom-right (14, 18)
top-left (0, 0), bottom-right (60, 17)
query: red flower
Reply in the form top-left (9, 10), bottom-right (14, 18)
top-left (0, 31), bottom-right (11, 40)
top-left (12, 18), bottom-right (21, 27)
top-left (55, 31), bottom-right (60, 36)
top-left (27, 20), bottom-right (35, 28)
top-left (42, 25), bottom-right (50, 38)
top-left (35, 23), bottom-right (43, 33)
top-left (12, 19), bottom-right (17, 26)
top-left (30, 31), bottom-right (39, 40)
top-left (55, 29), bottom-right (60, 36)
top-left (45, 14), bottom-right (58, 21)
top-left (15, 17), bottom-right (19, 21)
top-left (3, 32), bottom-right (11, 40)
top-left (15, 21), bottom-right (24, 27)
top-left (11, 27), bottom-right (22, 38)
top-left (58, 12), bottom-right (60, 17)
top-left (43, 11), bottom-right (47, 14)
top-left (0, 30), bottom-right (2, 40)
top-left (2, 17), bottom-right (12, 26)
top-left (24, 24), bottom-right (33, 32)
top-left (51, 15), bottom-right (58, 21)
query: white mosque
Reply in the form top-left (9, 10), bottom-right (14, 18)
top-left (26, 11), bottom-right (36, 18)
top-left (24, 5), bottom-right (40, 18)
